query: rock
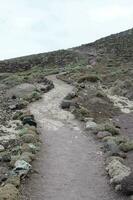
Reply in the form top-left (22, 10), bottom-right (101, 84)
top-left (9, 105), bottom-right (17, 111)
top-left (130, 195), bottom-right (133, 200)
top-left (121, 173), bottom-right (133, 195)
top-left (103, 139), bottom-right (120, 156)
top-left (12, 160), bottom-right (31, 176)
top-left (106, 158), bottom-right (131, 184)
top-left (9, 101), bottom-right (28, 111)
top-left (20, 143), bottom-right (37, 154)
top-left (85, 121), bottom-right (97, 131)
top-left (18, 152), bottom-right (35, 163)
top-left (104, 123), bottom-right (120, 135)
top-left (10, 156), bottom-right (20, 168)
top-left (0, 183), bottom-right (19, 200)
top-left (7, 83), bottom-right (36, 98)
top-left (6, 176), bottom-right (20, 188)
top-left (21, 134), bottom-right (38, 143)
top-left (0, 166), bottom-right (9, 184)
top-left (12, 111), bottom-right (23, 120)
top-left (119, 141), bottom-right (133, 152)
top-left (97, 131), bottom-right (112, 139)
top-left (22, 117), bottom-right (37, 127)
top-left (102, 136), bottom-right (126, 145)
top-left (61, 100), bottom-right (75, 109)
top-left (115, 184), bottom-right (121, 191)
top-left (64, 91), bottom-right (77, 100)
top-left (105, 156), bottom-right (124, 165)
top-left (2, 153), bottom-right (11, 162)
top-left (0, 145), bottom-right (5, 152)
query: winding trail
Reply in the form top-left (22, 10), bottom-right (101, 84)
top-left (21, 76), bottom-right (127, 200)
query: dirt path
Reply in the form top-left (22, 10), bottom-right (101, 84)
top-left (21, 76), bottom-right (127, 200)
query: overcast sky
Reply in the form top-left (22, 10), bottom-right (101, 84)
top-left (0, 0), bottom-right (133, 60)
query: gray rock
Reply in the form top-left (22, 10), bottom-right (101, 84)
top-left (12, 160), bottom-right (31, 176)
top-left (61, 100), bottom-right (75, 109)
top-left (85, 121), bottom-right (97, 131)
top-left (0, 145), bottom-right (5, 152)
top-left (2, 153), bottom-right (11, 162)
top-left (106, 158), bottom-right (131, 184)
top-left (104, 139), bottom-right (120, 156)
top-left (97, 131), bottom-right (112, 139)
top-left (21, 133), bottom-right (38, 143)
top-left (0, 166), bottom-right (9, 184)
top-left (121, 173), bottom-right (133, 195)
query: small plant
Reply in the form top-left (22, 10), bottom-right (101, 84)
top-left (23, 91), bottom-right (41, 103)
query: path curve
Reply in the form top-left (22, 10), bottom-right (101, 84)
top-left (21, 76), bottom-right (127, 200)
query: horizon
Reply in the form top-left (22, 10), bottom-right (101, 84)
top-left (0, 0), bottom-right (133, 60)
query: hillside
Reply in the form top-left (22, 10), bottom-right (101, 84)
top-left (0, 28), bottom-right (133, 88)
top-left (0, 28), bottom-right (133, 72)
top-left (0, 28), bottom-right (133, 199)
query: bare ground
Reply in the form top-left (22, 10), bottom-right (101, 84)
top-left (20, 76), bottom-right (128, 200)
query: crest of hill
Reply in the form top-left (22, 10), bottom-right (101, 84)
top-left (0, 27), bottom-right (133, 73)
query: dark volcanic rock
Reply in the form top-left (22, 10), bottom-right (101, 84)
top-left (22, 117), bottom-right (37, 127)
top-left (121, 173), bottom-right (133, 195)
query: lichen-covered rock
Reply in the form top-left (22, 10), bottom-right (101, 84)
top-left (0, 183), bottom-right (19, 200)
top-left (104, 123), bottom-right (120, 135)
top-left (106, 158), bottom-right (131, 184)
top-left (119, 141), bottom-right (133, 152)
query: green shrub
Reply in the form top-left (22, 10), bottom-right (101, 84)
top-left (77, 74), bottom-right (100, 83)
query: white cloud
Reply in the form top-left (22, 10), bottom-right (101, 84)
top-left (0, 0), bottom-right (133, 59)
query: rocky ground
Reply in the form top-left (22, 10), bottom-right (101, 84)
top-left (0, 27), bottom-right (133, 199)
top-left (0, 76), bottom-right (54, 199)
top-left (58, 73), bottom-right (133, 198)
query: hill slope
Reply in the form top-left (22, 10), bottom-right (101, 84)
top-left (0, 28), bottom-right (133, 73)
